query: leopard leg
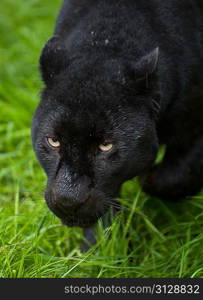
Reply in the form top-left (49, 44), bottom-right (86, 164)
top-left (141, 138), bottom-right (203, 200)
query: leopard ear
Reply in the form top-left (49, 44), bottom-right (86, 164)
top-left (130, 47), bottom-right (159, 93)
top-left (131, 48), bottom-right (161, 118)
top-left (134, 47), bottom-right (159, 76)
top-left (40, 35), bottom-right (68, 86)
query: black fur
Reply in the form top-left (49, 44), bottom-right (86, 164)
top-left (32, 0), bottom-right (203, 230)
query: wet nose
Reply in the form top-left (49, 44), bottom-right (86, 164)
top-left (53, 174), bottom-right (92, 212)
top-left (55, 190), bottom-right (90, 213)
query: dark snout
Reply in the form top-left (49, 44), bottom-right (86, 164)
top-left (55, 182), bottom-right (90, 211)
top-left (45, 174), bottom-right (107, 227)
top-left (51, 174), bottom-right (91, 211)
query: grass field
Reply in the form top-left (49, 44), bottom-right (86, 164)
top-left (0, 0), bottom-right (203, 278)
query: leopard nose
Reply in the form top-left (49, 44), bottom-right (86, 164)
top-left (53, 175), bottom-right (92, 211)
top-left (56, 193), bottom-right (90, 211)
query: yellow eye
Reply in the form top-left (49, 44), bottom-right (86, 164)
top-left (47, 137), bottom-right (60, 148)
top-left (99, 142), bottom-right (113, 152)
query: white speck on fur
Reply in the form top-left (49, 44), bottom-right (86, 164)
top-left (121, 77), bottom-right (126, 84)
top-left (105, 39), bottom-right (110, 45)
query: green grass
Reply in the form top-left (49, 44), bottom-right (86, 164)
top-left (0, 0), bottom-right (203, 278)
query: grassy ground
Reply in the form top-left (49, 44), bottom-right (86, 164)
top-left (0, 0), bottom-right (203, 278)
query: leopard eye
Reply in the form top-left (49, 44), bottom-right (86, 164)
top-left (99, 142), bottom-right (113, 152)
top-left (47, 137), bottom-right (60, 148)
